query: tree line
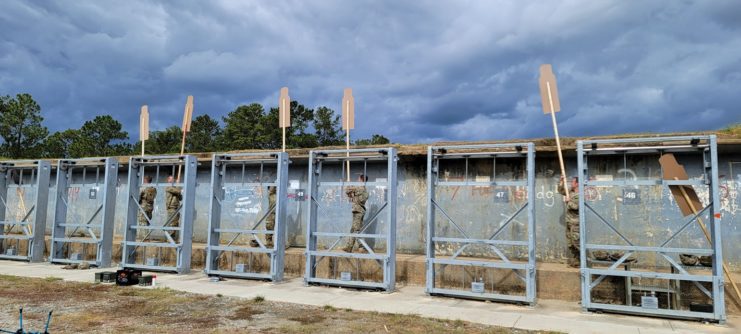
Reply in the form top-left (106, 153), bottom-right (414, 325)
top-left (0, 93), bottom-right (390, 159)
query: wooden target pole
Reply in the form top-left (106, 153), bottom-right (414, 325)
top-left (539, 64), bottom-right (569, 201)
top-left (279, 87), bottom-right (291, 152)
top-left (177, 96), bottom-right (193, 182)
top-left (342, 88), bottom-right (355, 182)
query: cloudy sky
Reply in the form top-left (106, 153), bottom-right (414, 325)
top-left (1, 1), bottom-right (739, 144)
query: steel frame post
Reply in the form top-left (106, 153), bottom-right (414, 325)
top-left (204, 152), bottom-right (289, 282)
top-left (425, 143), bottom-right (536, 305)
top-left (121, 155), bottom-right (196, 274)
top-left (577, 135), bottom-right (725, 323)
top-left (303, 148), bottom-right (398, 292)
top-left (50, 158), bottom-right (118, 267)
top-left (0, 160), bottom-right (51, 262)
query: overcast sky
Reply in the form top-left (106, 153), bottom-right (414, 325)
top-left (1, 1), bottom-right (739, 144)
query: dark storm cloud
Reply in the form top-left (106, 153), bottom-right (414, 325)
top-left (0, 0), bottom-right (739, 144)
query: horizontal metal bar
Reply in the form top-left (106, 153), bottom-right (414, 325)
top-left (585, 244), bottom-right (714, 255)
top-left (434, 181), bottom-right (526, 187)
top-left (583, 146), bottom-right (707, 155)
top-left (319, 181), bottom-right (388, 187)
top-left (59, 157), bottom-right (110, 163)
top-left (0, 221), bottom-right (32, 226)
top-left (435, 152), bottom-right (526, 159)
top-left (133, 154), bottom-right (191, 161)
top-left (629, 285), bottom-right (678, 293)
top-left (313, 148), bottom-right (392, 155)
top-left (58, 158), bottom-right (109, 167)
top-left (50, 258), bottom-right (99, 265)
top-left (147, 182), bottom-right (185, 187)
top-left (122, 264), bottom-right (179, 273)
top-left (587, 303), bottom-right (719, 321)
top-left (58, 223), bottom-right (102, 228)
top-left (585, 180), bottom-right (660, 186)
top-left (585, 268), bottom-right (713, 282)
top-left (429, 288), bottom-right (530, 303)
top-left (52, 238), bottom-right (99, 244)
top-left (431, 258), bottom-right (530, 270)
top-left (313, 232), bottom-right (386, 239)
top-left (221, 182), bottom-right (277, 187)
top-left (306, 277), bottom-right (387, 289)
top-left (0, 254), bottom-right (30, 261)
top-left (124, 241), bottom-right (179, 248)
top-left (584, 180), bottom-right (706, 187)
top-left (662, 180), bottom-right (707, 186)
top-left (208, 245), bottom-right (275, 254)
top-left (0, 160), bottom-right (41, 167)
top-left (130, 226), bottom-right (181, 231)
top-left (215, 152), bottom-right (283, 159)
top-left (431, 143), bottom-right (533, 150)
top-left (205, 269), bottom-right (273, 280)
top-left (307, 251), bottom-right (386, 260)
top-left (218, 159), bottom-right (279, 166)
top-left (214, 228), bottom-right (274, 235)
top-left (0, 235), bottom-right (31, 240)
top-left (579, 136), bottom-right (711, 145)
top-left (316, 156), bottom-right (391, 162)
top-left (6, 185), bottom-right (36, 189)
top-left (432, 237), bottom-right (528, 247)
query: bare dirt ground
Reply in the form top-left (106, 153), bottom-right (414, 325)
top-left (0, 275), bottom-right (558, 334)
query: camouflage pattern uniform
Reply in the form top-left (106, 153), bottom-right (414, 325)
top-left (165, 186), bottom-right (183, 241)
top-left (265, 186), bottom-right (277, 248)
top-left (680, 254), bottom-right (712, 267)
top-left (558, 179), bottom-right (580, 267)
top-left (343, 185), bottom-right (369, 252)
top-left (138, 186), bottom-right (156, 239)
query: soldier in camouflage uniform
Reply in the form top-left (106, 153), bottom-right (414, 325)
top-left (138, 176), bottom-right (156, 239)
top-left (558, 175), bottom-right (580, 267)
top-left (265, 186), bottom-right (277, 248)
top-left (343, 174), bottom-right (369, 253)
top-left (680, 254), bottom-right (712, 267)
top-left (251, 186), bottom-right (277, 248)
top-left (165, 175), bottom-right (183, 241)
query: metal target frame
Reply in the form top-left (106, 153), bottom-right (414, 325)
top-left (205, 152), bottom-right (289, 281)
top-left (425, 143), bottom-right (537, 304)
top-left (121, 155), bottom-right (197, 274)
top-left (0, 160), bottom-right (51, 262)
top-left (577, 135), bottom-right (725, 323)
top-left (50, 157), bottom-right (118, 267)
top-left (304, 148), bottom-right (398, 292)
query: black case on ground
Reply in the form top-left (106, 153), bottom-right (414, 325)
top-left (116, 269), bottom-right (142, 286)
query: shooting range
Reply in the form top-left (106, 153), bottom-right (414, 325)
top-left (50, 158), bottom-right (119, 267)
top-left (425, 143), bottom-right (537, 305)
top-left (0, 160), bottom-right (51, 262)
top-left (205, 152), bottom-right (290, 281)
top-left (576, 135), bottom-right (727, 322)
top-left (120, 155), bottom-right (197, 274)
top-left (304, 148), bottom-right (398, 292)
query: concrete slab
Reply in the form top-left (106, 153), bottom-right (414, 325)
top-left (0, 260), bottom-right (738, 334)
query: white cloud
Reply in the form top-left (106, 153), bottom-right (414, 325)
top-left (0, 0), bottom-right (739, 142)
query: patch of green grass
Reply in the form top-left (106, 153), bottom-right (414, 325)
top-left (322, 305), bottom-right (337, 312)
top-left (44, 276), bottom-right (63, 282)
top-left (252, 295), bottom-right (265, 303)
top-left (719, 123), bottom-right (741, 137)
top-left (0, 274), bottom-right (25, 282)
top-left (216, 293), bottom-right (223, 297)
